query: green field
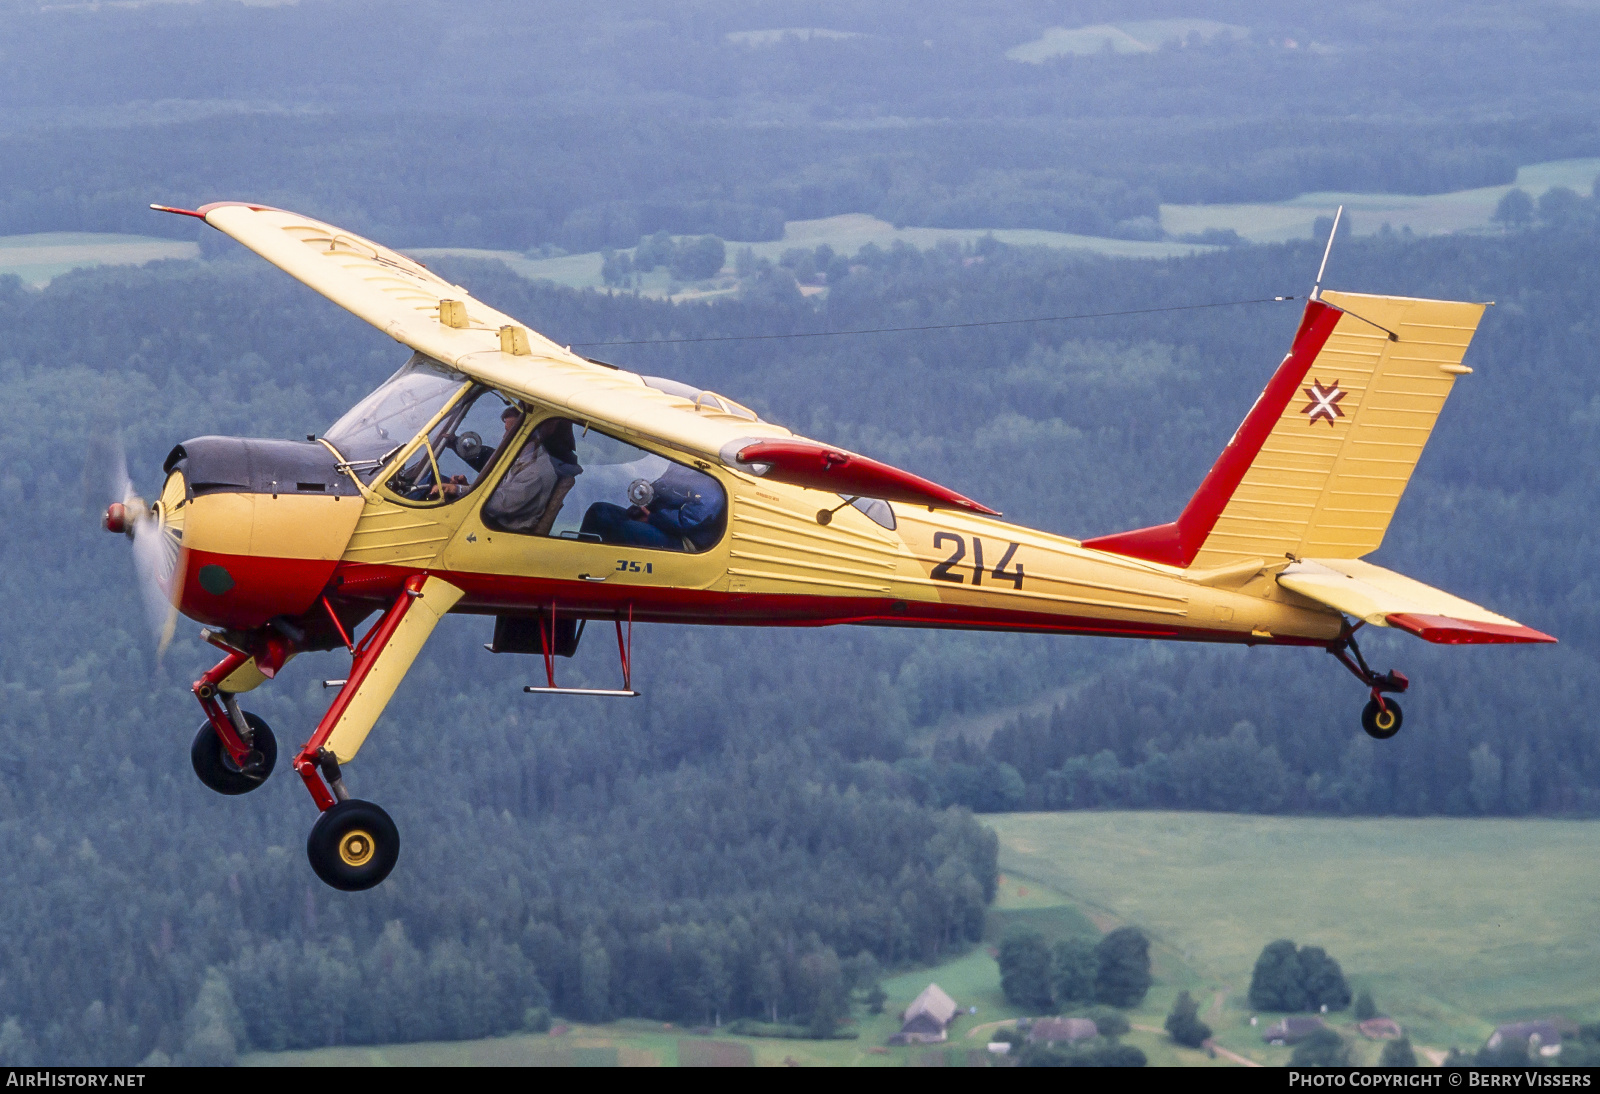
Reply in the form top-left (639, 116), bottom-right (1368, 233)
top-left (1161, 156), bottom-right (1600, 243)
top-left (991, 811), bottom-right (1600, 1054)
top-left (0, 232), bottom-right (199, 286)
top-left (410, 213), bottom-right (1213, 298)
top-left (1005, 20), bottom-right (1248, 62)
top-left (245, 811), bottom-right (1600, 1066)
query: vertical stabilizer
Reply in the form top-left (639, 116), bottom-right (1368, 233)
top-left (1084, 291), bottom-right (1486, 569)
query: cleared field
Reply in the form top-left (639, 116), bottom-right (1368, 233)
top-left (0, 232), bottom-right (199, 286)
top-left (1161, 156), bottom-right (1600, 243)
top-left (245, 811), bottom-right (1597, 1066)
top-left (1007, 20), bottom-right (1247, 62)
top-left (989, 811), bottom-right (1600, 1048)
top-left (415, 156), bottom-right (1600, 298)
top-left (410, 214), bottom-right (1211, 296)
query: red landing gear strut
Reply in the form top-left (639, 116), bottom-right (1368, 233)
top-left (1328, 625), bottom-right (1409, 740)
top-left (189, 574), bottom-right (445, 890)
top-left (193, 648), bottom-right (258, 767)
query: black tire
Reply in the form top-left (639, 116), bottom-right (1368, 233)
top-left (1361, 698), bottom-right (1403, 740)
top-left (306, 799), bottom-right (400, 891)
top-left (191, 712), bottom-right (276, 794)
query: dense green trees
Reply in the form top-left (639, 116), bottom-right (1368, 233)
top-left (1354, 990), bottom-right (1377, 1021)
top-left (1380, 1037), bottom-right (1419, 1067)
top-left (1, 4), bottom-right (1599, 250)
top-left (0, 195), bottom-right (1597, 1061)
top-left (1092, 928), bottom-right (1153, 1008)
top-left (1050, 938), bottom-right (1096, 1007)
top-left (1017, 1040), bottom-right (1147, 1067)
top-left (1290, 1029), bottom-right (1352, 1067)
top-left (997, 933), bottom-right (1055, 1011)
top-left (1164, 990), bottom-right (1212, 1048)
top-left (1248, 941), bottom-right (1350, 1013)
top-left (997, 927), bottom-right (1150, 1011)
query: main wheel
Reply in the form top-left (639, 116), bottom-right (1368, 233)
top-left (191, 713), bottom-right (277, 794)
top-left (306, 799), bottom-right (400, 891)
top-left (1361, 698), bottom-right (1403, 740)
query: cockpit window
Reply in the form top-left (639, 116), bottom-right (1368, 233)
top-left (324, 354), bottom-right (465, 477)
top-left (483, 418), bottom-right (727, 552)
top-left (848, 495), bottom-right (896, 530)
top-left (385, 386), bottom-right (521, 503)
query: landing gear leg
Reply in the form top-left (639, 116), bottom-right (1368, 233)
top-left (1328, 627), bottom-right (1408, 740)
top-left (191, 649), bottom-right (276, 790)
top-left (290, 574), bottom-right (462, 891)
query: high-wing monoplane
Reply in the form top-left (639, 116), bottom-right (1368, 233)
top-left (104, 202), bottom-right (1554, 890)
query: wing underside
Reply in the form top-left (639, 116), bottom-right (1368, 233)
top-left (193, 202), bottom-right (994, 512)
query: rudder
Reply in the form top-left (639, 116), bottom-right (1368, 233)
top-left (1085, 291), bottom-right (1486, 569)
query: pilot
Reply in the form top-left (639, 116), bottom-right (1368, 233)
top-left (580, 463), bottom-right (724, 551)
top-left (481, 417), bottom-right (582, 532)
top-left (444, 405), bottom-right (523, 474)
top-left (430, 405), bottom-right (528, 501)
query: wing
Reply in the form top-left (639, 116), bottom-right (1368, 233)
top-left (192, 202), bottom-right (995, 513)
top-left (1278, 558), bottom-right (1555, 644)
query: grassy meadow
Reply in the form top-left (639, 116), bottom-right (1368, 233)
top-left (0, 232), bottom-right (198, 286)
top-left (990, 811), bottom-right (1600, 1054)
top-left (411, 213), bottom-right (1211, 298)
top-left (247, 810), bottom-right (1600, 1066)
top-left (1161, 156), bottom-right (1600, 242)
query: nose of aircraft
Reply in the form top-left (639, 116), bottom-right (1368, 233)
top-left (103, 501), bottom-right (131, 534)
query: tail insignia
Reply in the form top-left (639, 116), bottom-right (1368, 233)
top-left (1301, 379), bottom-right (1346, 426)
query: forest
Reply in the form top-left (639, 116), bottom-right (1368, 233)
top-left (0, 0), bottom-right (1597, 1068)
top-left (0, 193), bottom-right (1591, 1062)
top-left (1, 1), bottom-right (1599, 248)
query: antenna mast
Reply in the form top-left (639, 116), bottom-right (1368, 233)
top-left (1311, 205), bottom-right (1343, 301)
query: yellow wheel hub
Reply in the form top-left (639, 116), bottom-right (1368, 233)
top-left (339, 828), bottom-right (376, 868)
top-left (1375, 709), bottom-right (1396, 730)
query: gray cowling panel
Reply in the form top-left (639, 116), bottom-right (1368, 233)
top-left (164, 437), bottom-right (362, 497)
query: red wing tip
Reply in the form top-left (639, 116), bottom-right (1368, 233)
top-left (196, 201), bottom-right (282, 216)
top-left (149, 204), bottom-right (205, 219)
top-left (1387, 613), bottom-right (1557, 645)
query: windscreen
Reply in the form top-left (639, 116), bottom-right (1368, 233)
top-left (324, 354), bottom-right (467, 473)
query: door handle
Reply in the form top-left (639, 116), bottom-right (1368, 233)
top-left (577, 573), bottom-right (608, 582)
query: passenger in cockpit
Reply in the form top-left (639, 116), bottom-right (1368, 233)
top-left (481, 417), bottom-right (583, 533)
top-left (580, 463), bottom-right (724, 551)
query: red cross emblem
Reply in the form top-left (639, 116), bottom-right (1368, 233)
top-left (1302, 379), bottom-right (1346, 426)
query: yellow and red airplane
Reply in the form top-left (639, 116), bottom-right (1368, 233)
top-left (104, 202), bottom-right (1553, 890)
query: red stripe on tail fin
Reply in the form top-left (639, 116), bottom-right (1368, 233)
top-left (1082, 300), bottom-right (1343, 567)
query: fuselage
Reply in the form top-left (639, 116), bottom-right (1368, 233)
top-left (156, 411), bottom-right (1345, 653)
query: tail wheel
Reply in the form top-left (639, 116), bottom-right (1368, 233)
top-left (191, 713), bottom-right (277, 794)
top-left (307, 799), bottom-right (400, 891)
top-left (1361, 698), bottom-right (1403, 740)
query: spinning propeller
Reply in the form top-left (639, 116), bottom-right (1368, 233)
top-left (92, 435), bottom-right (185, 657)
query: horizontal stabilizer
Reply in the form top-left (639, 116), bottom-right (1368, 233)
top-left (1278, 558), bottom-right (1554, 645)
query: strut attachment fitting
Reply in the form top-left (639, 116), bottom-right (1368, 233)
top-left (1328, 630), bottom-right (1409, 713)
top-left (316, 748), bottom-right (351, 803)
top-left (192, 649), bottom-right (257, 767)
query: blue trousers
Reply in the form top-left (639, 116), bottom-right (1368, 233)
top-left (580, 503), bottom-right (679, 549)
